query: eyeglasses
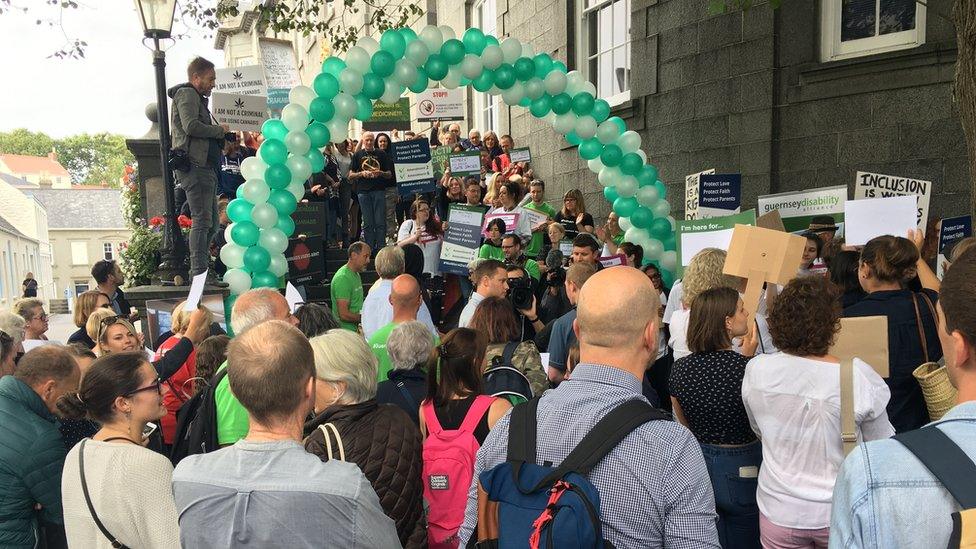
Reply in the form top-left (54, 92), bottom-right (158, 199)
top-left (124, 377), bottom-right (163, 397)
top-left (97, 315), bottom-right (123, 343)
top-left (35, 313), bottom-right (48, 321)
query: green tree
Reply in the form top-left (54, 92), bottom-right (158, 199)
top-left (0, 128), bottom-right (56, 158)
top-left (0, 129), bottom-right (135, 186)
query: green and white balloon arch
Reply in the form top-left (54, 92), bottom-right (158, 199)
top-left (221, 25), bottom-right (679, 298)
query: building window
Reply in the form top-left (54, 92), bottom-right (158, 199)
top-left (473, 0), bottom-right (500, 133)
top-left (579, 0), bottom-right (631, 106)
top-left (73, 282), bottom-right (89, 297)
top-left (821, 0), bottom-right (925, 62)
top-left (103, 242), bottom-right (114, 260)
top-left (70, 241), bottom-right (88, 266)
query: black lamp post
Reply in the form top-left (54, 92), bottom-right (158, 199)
top-left (135, 0), bottom-right (189, 285)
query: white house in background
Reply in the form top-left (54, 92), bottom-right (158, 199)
top-left (0, 213), bottom-right (41, 307)
top-left (0, 174), bottom-right (54, 300)
top-left (0, 151), bottom-right (71, 189)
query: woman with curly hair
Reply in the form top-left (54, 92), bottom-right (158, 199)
top-left (742, 276), bottom-right (893, 547)
top-left (668, 248), bottom-right (742, 360)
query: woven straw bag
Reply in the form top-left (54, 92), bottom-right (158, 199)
top-left (914, 362), bottom-right (957, 421)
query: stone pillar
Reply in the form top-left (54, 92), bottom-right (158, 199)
top-left (125, 103), bottom-right (168, 221)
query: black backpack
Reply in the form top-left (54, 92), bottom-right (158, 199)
top-left (169, 368), bottom-right (228, 466)
top-left (484, 341), bottom-right (533, 405)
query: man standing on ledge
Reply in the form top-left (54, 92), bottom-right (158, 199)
top-left (169, 56), bottom-right (229, 282)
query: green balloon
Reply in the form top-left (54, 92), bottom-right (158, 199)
top-left (471, 69), bottom-right (494, 92)
top-left (268, 189), bottom-right (297, 216)
top-left (462, 28), bottom-right (486, 55)
top-left (322, 57), bottom-right (346, 78)
top-left (578, 138), bottom-right (603, 160)
top-left (259, 139), bottom-right (288, 165)
top-left (230, 221), bottom-right (260, 247)
top-left (425, 54), bottom-right (449, 80)
top-left (400, 27), bottom-right (418, 43)
top-left (440, 39), bottom-right (466, 65)
top-left (519, 96), bottom-right (532, 108)
top-left (276, 215), bottom-right (296, 237)
top-left (552, 60), bottom-right (568, 73)
top-left (265, 164), bottom-right (292, 190)
top-left (571, 92), bottom-right (595, 116)
top-left (371, 51), bottom-right (396, 77)
top-left (355, 95), bottom-right (373, 121)
top-left (380, 29), bottom-right (406, 59)
top-left (637, 164), bottom-right (658, 187)
top-left (630, 207), bottom-right (653, 229)
top-left (261, 119), bottom-right (287, 141)
top-left (250, 270), bottom-right (279, 289)
top-left (620, 153), bottom-right (643, 176)
top-left (306, 148), bottom-right (325, 172)
top-left (654, 179), bottom-right (667, 199)
top-left (529, 95), bottom-right (551, 118)
top-left (649, 217), bottom-right (671, 240)
top-left (514, 58), bottom-right (535, 81)
top-left (362, 73), bottom-right (386, 99)
top-left (551, 93), bottom-right (572, 115)
top-left (608, 116), bottom-right (627, 133)
top-left (243, 245), bottom-right (271, 272)
top-left (663, 233), bottom-right (676, 251)
top-left (600, 144), bottom-right (623, 167)
top-left (533, 54), bottom-right (553, 79)
top-left (613, 196), bottom-right (639, 218)
top-left (565, 131), bottom-right (582, 145)
top-left (313, 72), bottom-right (340, 98)
top-left (408, 68), bottom-right (429, 93)
top-left (604, 185), bottom-right (619, 203)
top-left (485, 35), bottom-right (499, 47)
top-left (591, 99), bottom-right (611, 123)
top-left (226, 198), bottom-right (254, 223)
top-left (308, 97), bottom-right (335, 123)
top-left (493, 64), bottom-right (516, 89)
top-left (306, 122), bottom-right (330, 148)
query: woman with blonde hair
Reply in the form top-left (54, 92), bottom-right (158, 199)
top-left (483, 172), bottom-right (504, 208)
top-left (68, 291), bottom-right (111, 349)
top-left (554, 188), bottom-right (594, 239)
top-left (668, 248), bottom-right (743, 360)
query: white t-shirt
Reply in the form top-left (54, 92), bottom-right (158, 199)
top-left (397, 219), bottom-right (443, 275)
top-left (741, 353), bottom-right (894, 529)
top-left (663, 280), bottom-right (683, 324)
top-left (360, 279), bottom-right (438, 340)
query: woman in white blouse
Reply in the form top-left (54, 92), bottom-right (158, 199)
top-left (741, 276), bottom-right (893, 548)
top-left (668, 248), bottom-right (742, 360)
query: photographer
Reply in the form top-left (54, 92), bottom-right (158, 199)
top-left (505, 265), bottom-right (544, 342)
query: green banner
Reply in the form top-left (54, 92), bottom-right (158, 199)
top-left (675, 209), bottom-right (757, 277)
top-left (362, 98), bottom-right (411, 131)
top-left (432, 146), bottom-right (451, 179)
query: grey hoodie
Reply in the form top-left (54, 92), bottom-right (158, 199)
top-left (168, 83), bottom-right (225, 168)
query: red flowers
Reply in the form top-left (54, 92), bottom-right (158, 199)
top-left (177, 215), bottom-right (192, 228)
top-left (148, 215), bottom-right (192, 230)
top-left (148, 216), bottom-right (164, 227)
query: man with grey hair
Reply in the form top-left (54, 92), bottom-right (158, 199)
top-left (331, 242), bottom-right (371, 333)
top-left (368, 275), bottom-right (439, 383)
top-left (215, 288), bottom-right (299, 446)
top-left (376, 320), bottom-right (433, 425)
top-left (361, 246), bottom-right (438, 339)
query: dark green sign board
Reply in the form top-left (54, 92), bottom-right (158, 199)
top-left (363, 98), bottom-right (411, 131)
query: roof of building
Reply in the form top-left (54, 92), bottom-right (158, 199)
top-left (0, 153), bottom-right (69, 177)
top-left (0, 172), bottom-right (35, 188)
top-left (0, 212), bottom-right (31, 240)
top-left (22, 188), bottom-right (126, 229)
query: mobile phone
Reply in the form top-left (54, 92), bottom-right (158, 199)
top-left (142, 422), bottom-right (158, 439)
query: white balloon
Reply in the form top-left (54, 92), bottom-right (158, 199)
top-left (338, 68), bottom-right (364, 95)
top-left (544, 113), bottom-right (557, 126)
top-left (500, 83), bottom-right (525, 106)
top-left (636, 149), bottom-right (648, 163)
top-left (394, 59), bottom-right (418, 87)
top-left (460, 54), bottom-right (483, 80)
top-left (596, 119), bottom-right (620, 145)
top-left (624, 227), bottom-right (647, 248)
top-left (284, 130), bottom-right (311, 155)
top-left (259, 228), bottom-right (289, 255)
top-left (268, 253), bottom-right (288, 277)
top-left (565, 71), bottom-right (585, 95)
top-left (419, 25), bottom-right (443, 53)
top-left (652, 200), bottom-right (672, 218)
top-left (660, 250), bottom-right (677, 272)
top-left (380, 81), bottom-right (403, 104)
top-left (327, 118), bottom-right (349, 143)
top-left (524, 78), bottom-right (545, 100)
top-left (281, 104), bottom-right (309, 132)
top-left (521, 43), bottom-right (535, 58)
top-left (575, 116), bottom-right (598, 140)
top-left (290, 168), bottom-right (308, 186)
top-left (439, 25), bottom-right (456, 41)
top-left (587, 157), bottom-right (604, 174)
top-left (618, 215), bottom-right (633, 232)
top-left (581, 81), bottom-right (597, 97)
top-left (333, 92), bottom-right (358, 120)
top-left (356, 36), bottom-right (379, 56)
top-left (616, 175), bottom-right (639, 197)
top-left (288, 85), bottom-right (316, 109)
top-left (344, 46), bottom-right (371, 73)
top-left (286, 154), bottom-right (312, 182)
top-left (644, 238), bottom-right (665, 261)
top-left (219, 243), bottom-right (245, 269)
top-left (250, 202), bottom-right (278, 229)
top-left (240, 156), bottom-right (267, 181)
top-left (240, 178), bottom-right (271, 204)
top-left (617, 130), bottom-right (642, 154)
top-left (404, 39), bottom-right (430, 66)
top-left (500, 37), bottom-right (522, 64)
top-left (286, 181), bottom-right (305, 202)
top-left (441, 67), bottom-right (463, 90)
top-left (224, 268), bottom-right (252, 295)
top-left (636, 185), bottom-right (660, 208)
top-left (481, 44), bottom-right (503, 69)
top-left (223, 223), bottom-right (235, 245)
top-left (488, 85), bottom-right (502, 96)
top-left (552, 113), bottom-right (575, 135)
top-left (598, 166), bottom-right (622, 187)
top-left (544, 70), bottom-right (567, 95)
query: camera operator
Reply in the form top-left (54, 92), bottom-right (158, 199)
top-left (537, 261), bottom-right (598, 386)
top-left (539, 247), bottom-right (570, 324)
top-left (505, 265), bottom-right (543, 343)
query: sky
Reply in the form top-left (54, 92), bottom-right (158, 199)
top-left (0, 0), bottom-right (225, 139)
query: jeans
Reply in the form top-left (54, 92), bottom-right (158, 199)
top-left (322, 197), bottom-right (337, 245)
top-left (384, 187), bottom-right (399, 240)
top-left (336, 179), bottom-right (351, 244)
top-left (358, 189), bottom-right (387, 252)
top-left (700, 441), bottom-right (762, 549)
top-left (176, 166), bottom-right (218, 275)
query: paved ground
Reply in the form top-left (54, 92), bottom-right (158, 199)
top-left (46, 313), bottom-right (78, 343)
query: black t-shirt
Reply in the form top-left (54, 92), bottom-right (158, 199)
top-left (554, 211), bottom-right (594, 239)
top-left (350, 148), bottom-right (393, 193)
top-left (434, 395), bottom-right (491, 445)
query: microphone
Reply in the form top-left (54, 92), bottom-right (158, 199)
top-left (545, 248), bottom-right (564, 271)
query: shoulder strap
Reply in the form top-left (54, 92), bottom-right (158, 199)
top-left (460, 395), bottom-right (495, 434)
top-left (502, 341), bottom-right (519, 368)
top-left (421, 399), bottom-right (445, 436)
top-left (317, 423), bottom-right (345, 461)
top-left (896, 426), bottom-right (976, 508)
top-left (840, 359), bottom-right (857, 456)
top-left (911, 293), bottom-right (931, 363)
top-left (507, 397), bottom-right (541, 464)
top-left (395, 381), bottom-right (418, 412)
top-left (78, 440), bottom-right (129, 549)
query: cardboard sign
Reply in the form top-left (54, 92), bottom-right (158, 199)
top-left (483, 212), bottom-right (519, 236)
top-left (598, 254), bottom-right (626, 268)
top-left (698, 173), bottom-right (742, 218)
top-left (508, 147), bottom-right (532, 163)
top-left (844, 195), bottom-right (918, 246)
top-left (684, 168), bottom-right (715, 220)
top-left (449, 151), bottom-right (482, 177)
top-left (831, 316), bottom-right (890, 378)
top-left (416, 88), bottom-right (465, 122)
top-left (855, 171), bottom-right (931, 229)
top-left (285, 237), bottom-right (324, 285)
top-left (938, 215), bottom-right (973, 279)
top-left (390, 139), bottom-right (435, 196)
top-left (215, 65), bottom-right (267, 96)
top-left (756, 210), bottom-right (786, 232)
top-left (724, 224), bottom-right (806, 322)
top-left (431, 146), bottom-right (452, 179)
top-left (212, 93), bottom-right (268, 132)
top-left (757, 185), bottom-right (847, 234)
top-left (363, 98), bottom-right (411, 132)
top-left (439, 203), bottom-right (488, 275)
top-left (675, 209), bottom-right (756, 277)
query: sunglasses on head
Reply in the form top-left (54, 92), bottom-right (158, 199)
top-left (97, 315), bottom-right (123, 343)
top-left (124, 377), bottom-right (162, 397)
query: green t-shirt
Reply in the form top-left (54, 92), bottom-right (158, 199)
top-left (369, 322), bottom-right (440, 382)
top-left (478, 243), bottom-right (505, 261)
top-left (330, 264), bottom-right (364, 332)
top-left (524, 201), bottom-right (557, 258)
top-left (523, 258), bottom-right (541, 281)
top-left (214, 361), bottom-right (249, 446)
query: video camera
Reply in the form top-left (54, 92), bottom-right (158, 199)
top-left (506, 274), bottom-right (535, 311)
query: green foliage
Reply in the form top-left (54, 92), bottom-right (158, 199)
top-left (0, 129), bottom-right (134, 186)
top-left (119, 224), bottom-right (161, 287)
top-left (0, 129), bottom-right (56, 158)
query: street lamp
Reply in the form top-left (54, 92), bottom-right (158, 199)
top-left (135, 0), bottom-right (188, 285)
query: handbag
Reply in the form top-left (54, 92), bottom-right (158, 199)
top-left (911, 292), bottom-right (957, 421)
top-left (78, 439), bottom-right (130, 549)
top-left (317, 423), bottom-right (346, 461)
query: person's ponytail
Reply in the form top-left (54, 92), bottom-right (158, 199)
top-left (56, 391), bottom-right (88, 420)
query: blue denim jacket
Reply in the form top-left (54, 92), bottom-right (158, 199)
top-left (830, 401), bottom-right (976, 548)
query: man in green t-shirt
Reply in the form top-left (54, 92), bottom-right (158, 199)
top-left (501, 234), bottom-right (541, 281)
top-left (330, 241), bottom-right (371, 332)
top-left (524, 180), bottom-right (557, 259)
top-left (368, 274), bottom-right (440, 381)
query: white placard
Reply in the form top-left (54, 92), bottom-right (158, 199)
top-left (285, 282), bottom-right (304, 314)
top-left (679, 228), bottom-right (736, 267)
top-left (521, 208), bottom-right (550, 230)
top-left (684, 169), bottom-right (715, 220)
top-left (844, 195), bottom-right (919, 246)
top-left (184, 270), bottom-right (208, 312)
top-left (508, 148), bottom-right (531, 163)
top-left (449, 154), bottom-right (482, 174)
top-left (215, 65), bottom-right (267, 96)
top-left (854, 171), bottom-right (931, 229)
top-left (212, 93), bottom-right (269, 132)
top-left (259, 39), bottom-right (301, 89)
top-left (416, 88), bottom-right (465, 122)
top-left (540, 352), bottom-right (551, 375)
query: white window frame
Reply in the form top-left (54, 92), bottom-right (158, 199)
top-left (577, 0), bottom-right (631, 107)
top-left (473, 0), bottom-right (500, 133)
top-left (103, 242), bottom-right (114, 260)
top-left (820, 0), bottom-right (925, 62)
top-left (70, 241), bottom-right (88, 266)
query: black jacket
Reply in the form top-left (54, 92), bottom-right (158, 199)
top-left (376, 368), bottom-right (426, 425)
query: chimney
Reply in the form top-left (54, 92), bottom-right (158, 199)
top-left (100, 180), bottom-right (108, 188)
top-left (48, 148), bottom-right (58, 163)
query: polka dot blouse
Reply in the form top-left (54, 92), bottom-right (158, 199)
top-left (669, 350), bottom-right (757, 445)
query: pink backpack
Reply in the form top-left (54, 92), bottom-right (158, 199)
top-left (421, 395), bottom-right (495, 548)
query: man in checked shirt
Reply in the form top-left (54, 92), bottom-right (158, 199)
top-left (460, 266), bottom-right (720, 548)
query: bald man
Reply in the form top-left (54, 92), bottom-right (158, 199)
top-left (460, 267), bottom-right (719, 548)
top-left (349, 131), bottom-right (393, 253)
top-left (368, 275), bottom-right (440, 382)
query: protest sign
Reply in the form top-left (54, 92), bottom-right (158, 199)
top-left (684, 169), bottom-right (715, 220)
top-left (483, 212), bottom-right (519, 236)
top-left (698, 173), bottom-right (742, 218)
top-left (285, 238), bottom-right (324, 285)
top-left (185, 270), bottom-right (208, 312)
top-left (363, 98), bottom-right (411, 132)
top-left (291, 202), bottom-right (326, 237)
top-left (285, 282), bottom-right (305, 314)
top-left (598, 254), bottom-right (626, 268)
top-left (521, 208), bottom-right (550, 231)
top-left (757, 185), bottom-right (847, 233)
top-left (756, 210), bottom-right (786, 232)
top-left (439, 204), bottom-right (488, 275)
top-left (675, 209), bottom-right (756, 277)
top-left (724, 225), bottom-right (806, 322)
top-left (831, 316), bottom-right (890, 378)
top-left (416, 88), bottom-right (464, 122)
top-left (431, 146), bottom-right (452, 179)
top-left (558, 239), bottom-right (574, 257)
top-left (390, 139), bottom-right (435, 196)
top-left (449, 150), bottom-right (482, 177)
top-left (215, 65), bottom-right (267, 96)
top-left (938, 215), bottom-right (973, 279)
top-left (211, 93), bottom-right (268, 132)
top-left (854, 171), bottom-right (931, 229)
top-left (259, 38), bottom-right (300, 110)
top-left (508, 147), bottom-right (532, 163)
top-left (845, 195), bottom-right (918, 246)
